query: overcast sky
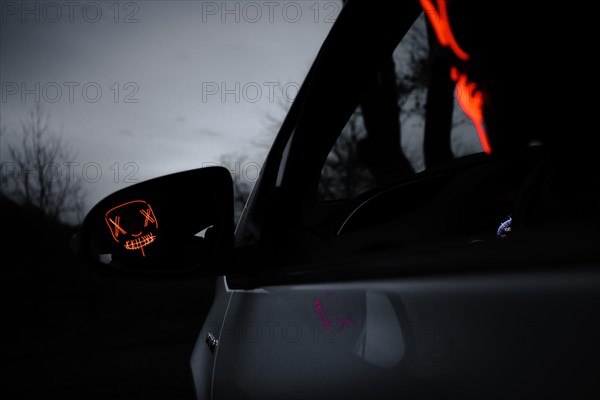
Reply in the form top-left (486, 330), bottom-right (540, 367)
top-left (1, 0), bottom-right (339, 219)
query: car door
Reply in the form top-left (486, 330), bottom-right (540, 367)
top-left (208, 256), bottom-right (599, 399)
top-left (191, 1), bottom-right (600, 398)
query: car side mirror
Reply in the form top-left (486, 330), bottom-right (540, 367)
top-left (76, 166), bottom-right (234, 276)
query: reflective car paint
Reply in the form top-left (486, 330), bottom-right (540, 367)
top-left (194, 269), bottom-right (599, 399)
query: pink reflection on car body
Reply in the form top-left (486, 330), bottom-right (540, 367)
top-left (314, 298), bottom-right (333, 330)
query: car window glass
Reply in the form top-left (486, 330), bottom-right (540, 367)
top-left (318, 13), bottom-right (482, 201)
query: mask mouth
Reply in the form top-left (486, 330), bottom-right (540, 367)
top-left (125, 233), bottom-right (156, 252)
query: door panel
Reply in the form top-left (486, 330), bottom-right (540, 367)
top-left (211, 269), bottom-right (600, 399)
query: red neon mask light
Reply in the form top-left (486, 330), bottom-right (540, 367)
top-left (105, 200), bottom-right (158, 257)
top-left (419, 0), bottom-right (469, 61)
top-left (451, 67), bottom-right (491, 154)
top-left (421, 0), bottom-right (492, 154)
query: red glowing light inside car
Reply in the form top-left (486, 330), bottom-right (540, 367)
top-left (451, 67), bottom-right (491, 154)
top-left (420, 0), bottom-right (470, 61)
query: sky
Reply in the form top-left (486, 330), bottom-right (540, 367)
top-left (0, 0), bottom-right (339, 220)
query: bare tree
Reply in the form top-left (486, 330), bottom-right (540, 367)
top-left (319, 15), bottom-right (432, 198)
top-left (319, 109), bottom-right (372, 200)
top-left (2, 104), bottom-right (86, 224)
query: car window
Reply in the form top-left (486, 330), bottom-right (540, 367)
top-left (318, 13), bottom-right (482, 201)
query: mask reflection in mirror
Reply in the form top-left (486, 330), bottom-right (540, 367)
top-left (105, 200), bottom-right (158, 257)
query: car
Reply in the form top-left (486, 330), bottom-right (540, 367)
top-left (76, 0), bottom-right (600, 399)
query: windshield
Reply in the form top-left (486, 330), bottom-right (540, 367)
top-left (0, 0), bottom-right (339, 223)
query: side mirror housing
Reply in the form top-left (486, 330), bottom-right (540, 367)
top-left (76, 166), bottom-right (234, 276)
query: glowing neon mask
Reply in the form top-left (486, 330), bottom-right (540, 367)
top-left (105, 200), bottom-right (158, 257)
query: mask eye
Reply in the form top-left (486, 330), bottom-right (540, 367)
top-left (140, 207), bottom-right (157, 228)
top-left (108, 215), bottom-right (127, 238)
